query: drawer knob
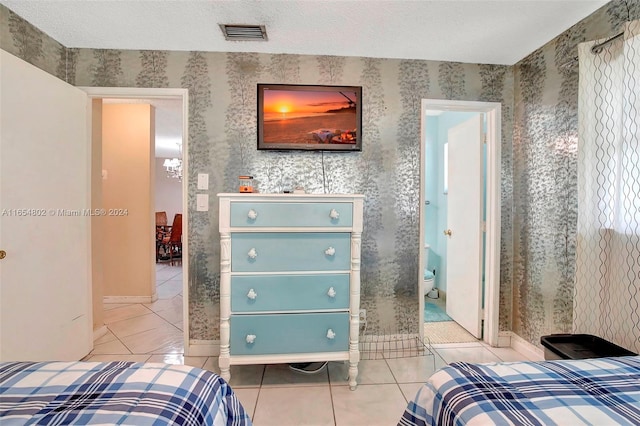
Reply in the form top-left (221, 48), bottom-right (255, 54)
top-left (326, 329), bottom-right (336, 339)
top-left (248, 248), bottom-right (258, 259)
top-left (246, 334), bottom-right (257, 344)
top-left (329, 208), bottom-right (340, 220)
top-left (327, 287), bottom-right (336, 298)
top-left (247, 209), bottom-right (258, 220)
top-left (247, 288), bottom-right (258, 299)
top-left (324, 246), bottom-right (336, 256)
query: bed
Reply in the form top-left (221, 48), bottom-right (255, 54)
top-left (399, 356), bottom-right (640, 426)
top-left (0, 361), bottom-right (251, 425)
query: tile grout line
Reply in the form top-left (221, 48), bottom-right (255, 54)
top-left (91, 267), bottom-right (183, 361)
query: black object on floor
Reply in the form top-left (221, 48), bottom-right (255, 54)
top-left (541, 334), bottom-right (637, 360)
top-left (288, 362), bottom-right (328, 374)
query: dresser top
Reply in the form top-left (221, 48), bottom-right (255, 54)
top-left (217, 193), bottom-right (365, 200)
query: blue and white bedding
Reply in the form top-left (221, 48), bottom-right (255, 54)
top-left (0, 361), bottom-right (252, 425)
top-left (399, 356), bottom-right (640, 426)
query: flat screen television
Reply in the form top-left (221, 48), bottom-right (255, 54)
top-left (257, 83), bottom-right (362, 151)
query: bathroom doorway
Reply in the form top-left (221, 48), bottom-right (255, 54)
top-left (419, 99), bottom-right (501, 346)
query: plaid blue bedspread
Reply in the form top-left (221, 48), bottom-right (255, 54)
top-left (0, 361), bottom-right (252, 425)
top-left (399, 356), bottom-right (640, 426)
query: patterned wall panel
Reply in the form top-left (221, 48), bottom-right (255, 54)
top-left (317, 55), bottom-right (346, 85)
top-left (182, 52), bottom-right (216, 339)
top-left (391, 60), bottom-right (431, 333)
top-left (0, 6), bottom-right (64, 78)
top-left (478, 64), bottom-right (515, 331)
top-left (357, 58), bottom-right (386, 332)
top-left (90, 49), bottom-right (123, 86)
top-left (512, 0), bottom-right (640, 347)
top-left (1, 4), bottom-right (515, 341)
top-left (136, 51), bottom-right (169, 88)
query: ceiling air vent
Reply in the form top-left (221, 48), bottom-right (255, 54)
top-left (219, 24), bottom-right (268, 41)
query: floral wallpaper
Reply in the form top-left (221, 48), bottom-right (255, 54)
top-left (9, 2), bottom-right (634, 348)
top-left (0, 5), bottom-right (63, 78)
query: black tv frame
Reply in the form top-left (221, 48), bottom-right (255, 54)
top-left (257, 83), bottom-right (362, 152)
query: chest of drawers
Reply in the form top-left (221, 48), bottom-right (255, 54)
top-left (218, 194), bottom-right (364, 390)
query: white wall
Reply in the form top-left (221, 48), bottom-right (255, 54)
top-left (102, 103), bottom-right (155, 297)
top-left (155, 158), bottom-right (182, 224)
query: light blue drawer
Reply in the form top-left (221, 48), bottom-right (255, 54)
top-left (231, 274), bottom-right (350, 312)
top-left (230, 202), bottom-right (353, 227)
top-left (230, 312), bottom-right (349, 355)
top-left (231, 232), bottom-right (351, 272)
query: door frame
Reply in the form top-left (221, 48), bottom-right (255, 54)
top-left (81, 87), bottom-right (190, 354)
top-left (419, 99), bottom-right (501, 346)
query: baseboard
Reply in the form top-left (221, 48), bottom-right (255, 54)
top-left (497, 331), bottom-right (511, 348)
top-left (436, 289), bottom-right (446, 301)
top-left (104, 295), bottom-right (154, 304)
top-left (186, 340), bottom-right (219, 357)
top-left (93, 325), bottom-right (108, 341)
top-left (509, 332), bottom-right (544, 361)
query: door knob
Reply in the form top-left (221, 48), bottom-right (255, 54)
top-left (0, 250), bottom-right (5, 259)
top-left (443, 229), bottom-right (452, 237)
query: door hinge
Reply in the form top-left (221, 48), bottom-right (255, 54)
top-left (482, 221), bottom-right (487, 232)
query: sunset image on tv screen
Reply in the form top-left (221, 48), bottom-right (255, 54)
top-left (262, 88), bottom-right (358, 145)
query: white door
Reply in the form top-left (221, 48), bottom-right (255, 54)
top-left (0, 50), bottom-right (92, 361)
top-left (445, 114), bottom-right (483, 338)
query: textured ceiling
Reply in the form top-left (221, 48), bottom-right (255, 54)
top-left (1, 0), bottom-right (610, 65)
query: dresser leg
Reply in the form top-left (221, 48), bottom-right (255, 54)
top-left (348, 361), bottom-right (358, 390)
top-left (221, 369), bottom-right (231, 383)
top-left (219, 356), bottom-right (231, 383)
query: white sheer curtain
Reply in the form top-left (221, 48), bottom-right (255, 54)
top-left (574, 20), bottom-right (640, 354)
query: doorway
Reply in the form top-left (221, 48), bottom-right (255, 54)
top-left (419, 99), bottom-right (501, 346)
top-left (82, 87), bottom-right (190, 355)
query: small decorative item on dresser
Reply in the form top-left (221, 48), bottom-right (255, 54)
top-left (238, 176), bottom-right (254, 193)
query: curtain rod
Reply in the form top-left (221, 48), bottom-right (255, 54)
top-left (591, 31), bottom-right (624, 54)
top-left (558, 30), bottom-right (625, 69)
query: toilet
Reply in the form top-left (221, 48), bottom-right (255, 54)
top-left (423, 244), bottom-right (437, 298)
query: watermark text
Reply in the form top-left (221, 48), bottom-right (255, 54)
top-left (1, 208), bottom-right (129, 217)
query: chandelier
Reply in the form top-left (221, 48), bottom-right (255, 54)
top-left (163, 158), bottom-right (182, 180)
top-left (163, 142), bottom-right (182, 180)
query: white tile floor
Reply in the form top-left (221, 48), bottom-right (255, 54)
top-left (85, 262), bottom-right (541, 426)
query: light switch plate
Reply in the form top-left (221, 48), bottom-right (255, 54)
top-left (196, 194), bottom-right (209, 211)
top-left (197, 173), bottom-right (209, 190)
